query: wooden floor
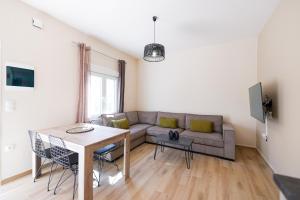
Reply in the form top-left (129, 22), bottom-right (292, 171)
top-left (0, 144), bottom-right (278, 200)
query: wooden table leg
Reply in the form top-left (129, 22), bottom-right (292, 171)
top-left (32, 152), bottom-right (41, 179)
top-left (78, 147), bottom-right (93, 200)
top-left (124, 132), bottom-right (130, 180)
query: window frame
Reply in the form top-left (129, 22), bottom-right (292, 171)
top-left (89, 71), bottom-right (118, 118)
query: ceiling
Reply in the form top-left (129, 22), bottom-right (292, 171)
top-left (22, 0), bottom-right (280, 59)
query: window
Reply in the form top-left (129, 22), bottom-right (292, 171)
top-left (88, 72), bottom-right (118, 118)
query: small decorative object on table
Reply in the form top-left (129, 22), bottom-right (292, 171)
top-left (168, 130), bottom-right (179, 140)
top-left (66, 125), bottom-right (94, 134)
top-left (154, 134), bottom-right (193, 169)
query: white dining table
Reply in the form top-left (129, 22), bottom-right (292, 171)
top-left (33, 123), bottom-right (130, 200)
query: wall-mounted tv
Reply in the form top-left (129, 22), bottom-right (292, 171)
top-left (6, 63), bottom-right (34, 88)
top-left (249, 82), bottom-right (265, 123)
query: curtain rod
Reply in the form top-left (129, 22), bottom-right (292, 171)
top-left (72, 41), bottom-right (121, 62)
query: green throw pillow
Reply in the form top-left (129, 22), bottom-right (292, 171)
top-left (190, 119), bottom-right (213, 133)
top-left (159, 117), bottom-right (177, 129)
top-left (112, 118), bottom-right (129, 129)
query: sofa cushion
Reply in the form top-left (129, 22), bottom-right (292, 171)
top-left (101, 113), bottom-right (126, 127)
top-left (94, 144), bottom-right (117, 155)
top-left (126, 111), bottom-right (139, 126)
top-left (156, 112), bottom-right (186, 129)
top-left (146, 126), bottom-right (184, 136)
top-left (181, 130), bottom-right (224, 147)
top-left (186, 114), bottom-right (223, 133)
top-left (129, 124), bottom-right (152, 141)
top-left (190, 119), bottom-right (214, 133)
top-left (159, 117), bottom-right (178, 128)
top-left (138, 111), bottom-right (157, 125)
top-left (112, 118), bottom-right (129, 129)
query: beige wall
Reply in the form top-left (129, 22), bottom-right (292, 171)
top-left (0, 0), bottom-right (138, 179)
top-left (257, 0), bottom-right (300, 177)
top-left (137, 38), bottom-right (258, 147)
top-left (0, 40), bottom-right (2, 181)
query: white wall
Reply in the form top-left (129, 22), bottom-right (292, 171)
top-left (0, 40), bottom-right (3, 181)
top-left (0, 0), bottom-right (138, 179)
top-left (137, 38), bottom-right (258, 147)
top-left (257, 0), bottom-right (300, 177)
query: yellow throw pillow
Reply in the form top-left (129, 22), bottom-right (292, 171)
top-left (190, 119), bottom-right (213, 133)
top-left (112, 118), bottom-right (129, 129)
top-left (159, 117), bottom-right (178, 129)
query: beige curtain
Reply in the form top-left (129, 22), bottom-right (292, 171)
top-left (76, 43), bottom-right (91, 123)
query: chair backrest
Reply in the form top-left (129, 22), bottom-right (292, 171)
top-left (28, 130), bottom-right (47, 158)
top-left (48, 135), bottom-right (71, 168)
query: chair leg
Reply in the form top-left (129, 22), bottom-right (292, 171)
top-left (97, 159), bottom-right (101, 187)
top-left (47, 161), bottom-right (55, 191)
top-left (33, 158), bottom-right (46, 182)
top-left (47, 162), bottom-right (58, 191)
top-left (113, 160), bottom-right (119, 171)
top-left (101, 159), bottom-right (105, 171)
top-left (54, 168), bottom-right (67, 195)
top-left (93, 171), bottom-right (99, 184)
top-left (94, 152), bottom-right (119, 187)
top-left (72, 171), bottom-right (77, 200)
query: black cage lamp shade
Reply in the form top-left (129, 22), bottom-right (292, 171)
top-left (143, 16), bottom-right (165, 62)
top-left (143, 43), bottom-right (165, 62)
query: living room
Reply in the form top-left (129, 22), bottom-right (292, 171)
top-left (0, 0), bottom-right (299, 199)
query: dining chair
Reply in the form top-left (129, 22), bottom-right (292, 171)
top-left (28, 130), bottom-right (53, 191)
top-left (93, 143), bottom-right (119, 186)
top-left (48, 135), bottom-right (79, 200)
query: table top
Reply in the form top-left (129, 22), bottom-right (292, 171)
top-left (155, 134), bottom-right (193, 146)
top-left (36, 123), bottom-right (129, 148)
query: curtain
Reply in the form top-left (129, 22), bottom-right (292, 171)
top-left (117, 60), bottom-right (126, 113)
top-left (76, 43), bottom-right (91, 123)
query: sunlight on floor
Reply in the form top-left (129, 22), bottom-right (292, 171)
top-left (108, 172), bottom-right (123, 185)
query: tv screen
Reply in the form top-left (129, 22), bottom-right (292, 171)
top-left (249, 82), bottom-right (265, 123)
top-left (6, 66), bottom-right (34, 88)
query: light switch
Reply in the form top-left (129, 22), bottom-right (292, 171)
top-left (4, 144), bottom-right (16, 152)
top-left (5, 99), bottom-right (16, 112)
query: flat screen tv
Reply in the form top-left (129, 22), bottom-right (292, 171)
top-left (6, 65), bottom-right (34, 88)
top-left (249, 82), bottom-right (265, 123)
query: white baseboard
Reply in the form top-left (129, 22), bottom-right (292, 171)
top-left (256, 147), bottom-right (276, 173)
top-left (0, 162), bottom-right (53, 185)
top-left (236, 144), bottom-right (256, 148)
top-left (236, 144), bottom-right (275, 173)
top-left (280, 192), bottom-right (287, 200)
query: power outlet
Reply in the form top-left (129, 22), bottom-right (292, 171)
top-left (261, 133), bottom-right (268, 142)
top-left (32, 17), bottom-right (43, 29)
top-left (4, 144), bottom-right (16, 152)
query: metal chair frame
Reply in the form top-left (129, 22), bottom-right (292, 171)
top-left (48, 135), bottom-right (98, 199)
top-left (49, 135), bottom-right (78, 200)
top-left (28, 130), bottom-right (53, 191)
top-left (93, 146), bottom-right (119, 186)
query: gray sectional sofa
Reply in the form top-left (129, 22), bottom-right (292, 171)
top-left (91, 111), bottom-right (236, 160)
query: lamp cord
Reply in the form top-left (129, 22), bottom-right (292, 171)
top-left (153, 20), bottom-right (156, 43)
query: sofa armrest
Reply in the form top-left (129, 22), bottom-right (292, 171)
top-left (223, 123), bottom-right (236, 160)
